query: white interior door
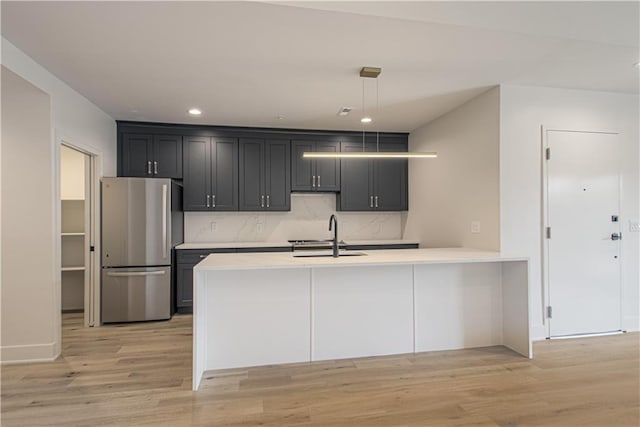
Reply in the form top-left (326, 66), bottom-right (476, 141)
top-left (546, 130), bottom-right (621, 337)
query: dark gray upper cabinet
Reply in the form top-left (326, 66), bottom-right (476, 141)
top-left (183, 136), bottom-right (238, 211)
top-left (338, 140), bottom-right (408, 211)
top-left (291, 141), bottom-right (340, 192)
top-left (121, 133), bottom-right (182, 178)
top-left (239, 138), bottom-right (291, 211)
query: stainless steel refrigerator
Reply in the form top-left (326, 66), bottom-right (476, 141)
top-left (101, 177), bottom-right (183, 323)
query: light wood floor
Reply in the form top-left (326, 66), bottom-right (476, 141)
top-left (2, 314), bottom-right (638, 426)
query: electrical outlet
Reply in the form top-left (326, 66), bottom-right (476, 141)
top-left (256, 223), bottom-right (263, 233)
top-left (630, 220), bottom-right (640, 232)
top-left (210, 221), bottom-right (217, 232)
top-left (471, 221), bottom-right (481, 234)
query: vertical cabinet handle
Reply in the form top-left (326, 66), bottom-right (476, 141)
top-left (154, 161), bottom-right (158, 175)
top-left (266, 195), bottom-right (270, 208)
top-left (375, 196), bottom-right (379, 208)
top-left (370, 196), bottom-right (374, 208)
top-left (206, 195), bottom-right (210, 208)
top-left (212, 195), bottom-right (216, 208)
top-left (261, 195), bottom-right (265, 208)
top-left (317, 175), bottom-right (320, 187)
top-left (312, 175), bottom-right (316, 188)
top-left (147, 161), bottom-right (152, 175)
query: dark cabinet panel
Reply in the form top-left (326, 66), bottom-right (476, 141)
top-left (291, 141), bottom-right (314, 190)
top-left (265, 140), bottom-right (290, 211)
top-left (338, 142), bottom-right (374, 211)
top-left (176, 262), bottom-right (194, 309)
top-left (338, 140), bottom-right (408, 211)
top-left (154, 135), bottom-right (183, 178)
top-left (183, 136), bottom-right (238, 212)
top-left (315, 142), bottom-right (340, 191)
top-left (120, 133), bottom-right (182, 178)
top-left (239, 139), bottom-right (264, 210)
top-left (212, 138), bottom-right (239, 211)
top-left (291, 140), bottom-right (340, 192)
top-left (183, 136), bottom-right (211, 211)
top-left (121, 134), bottom-right (153, 177)
top-left (239, 138), bottom-right (290, 211)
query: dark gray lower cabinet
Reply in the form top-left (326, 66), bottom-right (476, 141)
top-left (175, 247), bottom-right (292, 313)
top-left (239, 138), bottom-right (290, 211)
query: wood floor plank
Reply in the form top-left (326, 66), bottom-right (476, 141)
top-left (2, 314), bottom-right (638, 426)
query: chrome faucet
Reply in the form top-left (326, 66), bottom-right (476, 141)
top-left (329, 214), bottom-right (339, 258)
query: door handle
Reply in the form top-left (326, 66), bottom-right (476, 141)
top-left (206, 195), bottom-right (210, 208)
top-left (212, 195), bottom-right (216, 208)
top-left (106, 270), bottom-right (166, 277)
top-left (611, 232), bottom-right (621, 241)
top-left (317, 175), bottom-right (320, 187)
top-left (162, 184), bottom-right (168, 259)
top-left (266, 195), bottom-right (270, 208)
top-left (312, 176), bottom-right (316, 188)
top-left (370, 196), bottom-right (374, 208)
top-left (261, 195), bottom-right (265, 208)
top-left (375, 196), bottom-right (379, 208)
top-left (147, 161), bottom-right (152, 175)
top-left (154, 161), bottom-right (158, 175)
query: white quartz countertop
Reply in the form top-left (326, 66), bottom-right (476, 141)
top-left (176, 239), bottom-right (419, 250)
top-left (194, 248), bottom-right (527, 271)
top-left (176, 241), bottom-right (291, 249)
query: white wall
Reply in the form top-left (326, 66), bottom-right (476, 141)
top-left (60, 145), bottom-right (86, 200)
top-left (186, 193), bottom-right (404, 243)
top-left (1, 67), bottom-right (57, 362)
top-left (1, 39), bottom-right (116, 362)
top-left (404, 87), bottom-right (500, 251)
top-left (500, 85), bottom-right (640, 338)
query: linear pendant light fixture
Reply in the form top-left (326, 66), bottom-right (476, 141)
top-left (302, 67), bottom-right (437, 160)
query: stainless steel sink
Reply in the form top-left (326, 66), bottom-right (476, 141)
top-left (292, 251), bottom-right (367, 258)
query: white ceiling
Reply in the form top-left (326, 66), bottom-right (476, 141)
top-left (2, 1), bottom-right (638, 132)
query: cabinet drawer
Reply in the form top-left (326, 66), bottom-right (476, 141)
top-left (176, 248), bottom-right (236, 264)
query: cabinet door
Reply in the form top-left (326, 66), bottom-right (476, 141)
top-left (315, 141), bottom-right (340, 192)
top-left (211, 138), bottom-right (239, 211)
top-left (337, 142), bottom-right (373, 211)
top-left (264, 139), bottom-right (291, 211)
top-left (153, 135), bottom-right (183, 178)
top-left (176, 263), bottom-right (195, 309)
top-left (121, 133), bottom-right (153, 177)
top-left (291, 141), bottom-right (314, 191)
top-left (183, 136), bottom-right (211, 211)
top-left (374, 143), bottom-right (408, 211)
top-left (239, 138), bottom-right (264, 210)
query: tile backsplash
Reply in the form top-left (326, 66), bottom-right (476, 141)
top-left (184, 193), bottom-right (405, 243)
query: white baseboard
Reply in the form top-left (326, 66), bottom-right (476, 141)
top-left (1, 342), bottom-right (59, 364)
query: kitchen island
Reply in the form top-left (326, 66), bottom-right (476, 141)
top-left (192, 248), bottom-right (530, 390)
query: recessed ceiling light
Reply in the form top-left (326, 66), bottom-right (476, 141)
top-left (276, 115), bottom-right (285, 120)
top-left (360, 117), bottom-right (372, 124)
top-left (635, 62), bottom-right (640, 68)
top-left (188, 108), bottom-right (202, 116)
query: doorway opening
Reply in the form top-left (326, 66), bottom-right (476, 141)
top-left (60, 144), bottom-right (98, 327)
top-left (542, 128), bottom-right (622, 338)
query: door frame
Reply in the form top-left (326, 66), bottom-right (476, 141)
top-left (54, 132), bottom-right (103, 331)
top-left (541, 126), bottom-right (622, 338)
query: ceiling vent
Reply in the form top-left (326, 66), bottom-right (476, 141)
top-left (336, 106), bottom-right (352, 117)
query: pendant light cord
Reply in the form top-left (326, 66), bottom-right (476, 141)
top-left (362, 78), bottom-right (365, 153)
top-left (376, 77), bottom-right (380, 153)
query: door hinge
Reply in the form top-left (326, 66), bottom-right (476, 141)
top-left (546, 227), bottom-right (551, 239)
top-left (545, 147), bottom-right (551, 160)
top-left (547, 306), bottom-right (553, 319)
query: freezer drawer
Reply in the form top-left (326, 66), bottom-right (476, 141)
top-left (101, 267), bottom-right (171, 323)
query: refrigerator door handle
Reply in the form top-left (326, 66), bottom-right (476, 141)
top-left (162, 184), bottom-right (168, 259)
top-left (106, 270), bottom-right (166, 277)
